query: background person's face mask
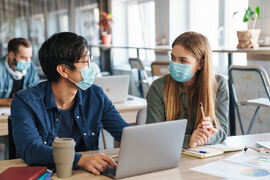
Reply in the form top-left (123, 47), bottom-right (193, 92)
top-left (169, 61), bottom-right (194, 82)
top-left (15, 59), bottom-right (31, 71)
top-left (68, 65), bottom-right (96, 90)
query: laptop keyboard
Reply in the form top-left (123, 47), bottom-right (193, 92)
top-left (103, 165), bottom-right (116, 176)
top-left (103, 161), bottom-right (118, 177)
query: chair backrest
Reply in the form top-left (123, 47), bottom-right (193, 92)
top-left (129, 58), bottom-right (145, 70)
top-left (8, 116), bottom-right (16, 159)
top-left (229, 65), bottom-right (270, 103)
top-left (136, 108), bottom-right (147, 125)
top-left (151, 60), bottom-right (170, 77)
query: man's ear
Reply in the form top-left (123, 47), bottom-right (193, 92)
top-left (8, 52), bottom-right (15, 59)
top-left (56, 64), bottom-right (69, 78)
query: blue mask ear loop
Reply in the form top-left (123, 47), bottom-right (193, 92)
top-left (62, 64), bottom-right (80, 84)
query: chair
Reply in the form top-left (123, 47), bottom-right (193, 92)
top-left (151, 60), bottom-right (170, 80)
top-left (136, 108), bottom-right (147, 125)
top-left (101, 129), bottom-right (107, 149)
top-left (229, 65), bottom-right (270, 135)
top-left (129, 58), bottom-right (151, 97)
top-left (8, 116), bottom-right (16, 159)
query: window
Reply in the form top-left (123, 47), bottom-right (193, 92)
top-left (75, 4), bottom-right (100, 44)
top-left (48, 9), bottom-right (69, 37)
top-left (111, 0), bottom-right (156, 66)
top-left (127, 0), bottom-right (155, 65)
top-left (188, 0), bottom-right (249, 75)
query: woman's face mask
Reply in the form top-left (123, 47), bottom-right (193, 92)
top-left (169, 61), bottom-right (194, 82)
top-left (170, 45), bottom-right (202, 83)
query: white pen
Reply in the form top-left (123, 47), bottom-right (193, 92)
top-left (244, 146), bottom-right (270, 154)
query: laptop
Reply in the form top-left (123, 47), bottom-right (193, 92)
top-left (103, 120), bottom-right (187, 179)
top-left (94, 75), bottom-right (129, 103)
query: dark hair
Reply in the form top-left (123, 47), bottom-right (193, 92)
top-left (38, 32), bottom-right (88, 82)
top-left (8, 38), bottom-right (31, 54)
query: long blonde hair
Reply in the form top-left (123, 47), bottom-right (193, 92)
top-left (164, 32), bottom-right (218, 129)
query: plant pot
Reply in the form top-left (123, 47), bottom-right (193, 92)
top-left (101, 34), bottom-right (112, 45)
top-left (236, 29), bottom-right (261, 49)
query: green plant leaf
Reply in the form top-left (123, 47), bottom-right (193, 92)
top-left (243, 7), bottom-right (255, 22)
top-left (232, 11), bottom-right (238, 17)
top-left (256, 6), bottom-right (260, 19)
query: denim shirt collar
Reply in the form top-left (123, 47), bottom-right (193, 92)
top-left (45, 82), bottom-right (83, 110)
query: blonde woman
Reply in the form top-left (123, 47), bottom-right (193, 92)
top-left (146, 32), bottom-right (229, 148)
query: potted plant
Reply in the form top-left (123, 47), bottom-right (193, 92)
top-left (98, 11), bottom-right (113, 45)
top-left (233, 6), bottom-right (261, 49)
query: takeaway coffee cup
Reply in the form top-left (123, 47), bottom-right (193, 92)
top-left (52, 137), bottom-right (76, 178)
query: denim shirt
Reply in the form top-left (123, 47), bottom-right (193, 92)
top-left (10, 81), bottom-right (130, 169)
top-left (0, 55), bottom-right (40, 98)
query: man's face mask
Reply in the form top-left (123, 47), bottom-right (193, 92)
top-left (73, 65), bottom-right (96, 90)
top-left (14, 58), bottom-right (30, 71)
top-left (66, 54), bottom-right (96, 90)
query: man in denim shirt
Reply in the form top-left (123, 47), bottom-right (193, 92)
top-left (0, 38), bottom-right (39, 106)
top-left (10, 32), bottom-right (129, 175)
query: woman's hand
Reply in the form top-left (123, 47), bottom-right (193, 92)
top-left (202, 117), bottom-right (218, 136)
top-left (189, 125), bottom-right (211, 148)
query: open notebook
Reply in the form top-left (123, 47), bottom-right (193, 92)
top-left (182, 144), bottom-right (242, 159)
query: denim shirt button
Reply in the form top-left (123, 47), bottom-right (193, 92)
top-left (44, 141), bottom-right (47, 144)
top-left (76, 116), bottom-right (80, 119)
top-left (56, 118), bottom-right (59, 122)
top-left (92, 132), bottom-right (95, 136)
top-left (83, 132), bottom-right (87, 136)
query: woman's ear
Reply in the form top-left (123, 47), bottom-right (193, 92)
top-left (198, 59), bottom-right (204, 70)
top-left (56, 64), bottom-right (69, 78)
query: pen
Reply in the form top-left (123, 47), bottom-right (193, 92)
top-left (200, 102), bottom-right (205, 120)
top-left (244, 146), bottom-right (270, 154)
top-left (187, 149), bottom-right (207, 154)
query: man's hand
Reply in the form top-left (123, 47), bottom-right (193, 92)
top-left (77, 153), bottom-right (117, 175)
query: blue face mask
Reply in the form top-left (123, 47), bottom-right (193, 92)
top-left (15, 59), bottom-right (30, 71)
top-left (168, 61), bottom-right (194, 82)
top-left (69, 65), bottom-right (96, 90)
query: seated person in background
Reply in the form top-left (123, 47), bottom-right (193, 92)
top-left (10, 32), bottom-right (129, 175)
top-left (0, 38), bottom-right (39, 106)
top-left (146, 32), bottom-right (229, 148)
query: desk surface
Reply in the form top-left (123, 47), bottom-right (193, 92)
top-left (213, 47), bottom-right (270, 54)
top-left (114, 95), bottom-right (146, 111)
top-left (0, 133), bottom-right (268, 179)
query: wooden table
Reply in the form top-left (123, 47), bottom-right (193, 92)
top-left (0, 115), bottom-right (8, 136)
top-left (0, 133), bottom-right (268, 179)
top-left (213, 47), bottom-right (270, 136)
